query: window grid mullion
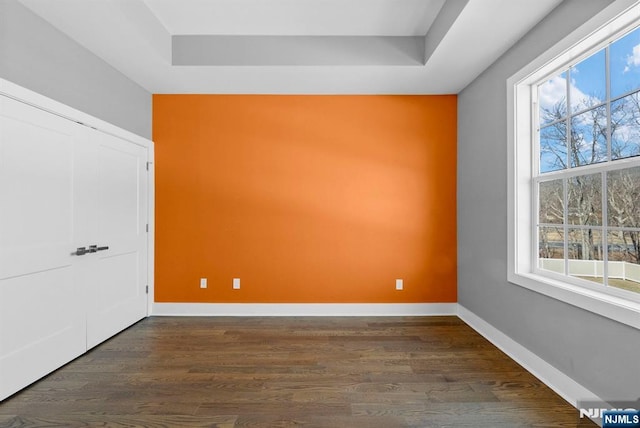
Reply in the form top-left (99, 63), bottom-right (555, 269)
top-left (533, 177), bottom-right (539, 271)
top-left (602, 171), bottom-right (609, 287)
top-left (606, 44), bottom-right (612, 163)
top-left (533, 85), bottom-right (541, 272)
top-left (563, 176), bottom-right (569, 275)
top-left (566, 67), bottom-right (572, 171)
top-left (604, 44), bottom-right (611, 288)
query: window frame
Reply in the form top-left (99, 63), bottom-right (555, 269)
top-left (508, 0), bottom-right (640, 331)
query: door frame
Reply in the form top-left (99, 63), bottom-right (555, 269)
top-left (0, 77), bottom-right (155, 316)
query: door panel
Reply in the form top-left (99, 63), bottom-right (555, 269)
top-left (0, 97), bottom-right (85, 400)
top-left (98, 144), bottom-right (140, 239)
top-left (0, 269), bottom-right (83, 399)
top-left (0, 100), bottom-right (75, 280)
top-left (87, 130), bottom-right (147, 349)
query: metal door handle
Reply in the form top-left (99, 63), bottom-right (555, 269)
top-left (71, 245), bottom-right (108, 256)
top-left (72, 247), bottom-right (88, 256)
top-left (88, 244), bottom-right (109, 252)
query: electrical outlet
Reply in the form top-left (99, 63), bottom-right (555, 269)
top-left (233, 278), bottom-right (241, 290)
top-left (395, 279), bottom-right (403, 290)
top-left (200, 278), bottom-right (207, 289)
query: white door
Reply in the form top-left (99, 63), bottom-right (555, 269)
top-left (86, 129), bottom-right (148, 349)
top-left (0, 97), bottom-right (86, 400)
top-left (0, 95), bottom-right (149, 400)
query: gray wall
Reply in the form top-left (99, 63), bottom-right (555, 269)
top-left (458, 0), bottom-right (640, 401)
top-left (0, 0), bottom-right (151, 139)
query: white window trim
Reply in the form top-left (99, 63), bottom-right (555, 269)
top-left (508, 0), bottom-right (640, 331)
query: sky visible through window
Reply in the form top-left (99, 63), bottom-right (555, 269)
top-left (539, 26), bottom-right (640, 114)
top-left (538, 26), bottom-right (640, 173)
top-left (611, 27), bottom-right (640, 97)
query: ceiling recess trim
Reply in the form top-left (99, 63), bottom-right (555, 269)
top-left (172, 36), bottom-right (426, 66)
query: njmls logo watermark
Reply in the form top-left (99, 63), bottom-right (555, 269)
top-left (578, 400), bottom-right (640, 427)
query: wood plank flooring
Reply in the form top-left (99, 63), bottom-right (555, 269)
top-left (0, 316), bottom-right (596, 427)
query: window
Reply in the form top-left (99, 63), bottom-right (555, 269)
top-left (535, 26), bottom-right (640, 297)
top-left (509, 2), bottom-right (640, 329)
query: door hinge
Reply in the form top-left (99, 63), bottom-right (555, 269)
top-left (145, 285), bottom-right (149, 294)
top-left (146, 161), bottom-right (151, 171)
top-left (146, 223), bottom-right (149, 233)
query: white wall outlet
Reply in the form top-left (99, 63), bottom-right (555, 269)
top-left (233, 278), bottom-right (241, 290)
top-left (395, 279), bottom-right (403, 290)
top-left (200, 278), bottom-right (207, 289)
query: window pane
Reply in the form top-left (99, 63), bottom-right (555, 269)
top-left (539, 71), bottom-right (567, 126)
top-left (611, 92), bottom-right (640, 160)
top-left (570, 106), bottom-right (608, 167)
top-left (539, 227), bottom-right (564, 274)
top-left (540, 123), bottom-right (567, 173)
top-left (570, 49), bottom-right (605, 113)
top-left (539, 179), bottom-right (564, 224)
top-left (568, 173), bottom-right (602, 226)
top-left (610, 26), bottom-right (640, 99)
top-left (607, 229), bottom-right (640, 294)
top-left (607, 167), bottom-right (640, 227)
top-left (568, 228), bottom-right (603, 284)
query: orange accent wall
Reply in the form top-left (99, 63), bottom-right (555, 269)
top-left (153, 95), bottom-right (457, 303)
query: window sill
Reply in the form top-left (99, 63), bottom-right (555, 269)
top-left (508, 271), bottom-right (640, 331)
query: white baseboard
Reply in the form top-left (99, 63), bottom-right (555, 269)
top-left (152, 302), bottom-right (457, 317)
top-left (457, 304), bottom-right (601, 409)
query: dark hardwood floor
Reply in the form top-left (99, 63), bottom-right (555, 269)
top-left (0, 316), bottom-right (595, 427)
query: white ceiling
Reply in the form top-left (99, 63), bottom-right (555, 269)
top-left (18, 0), bottom-right (563, 94)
